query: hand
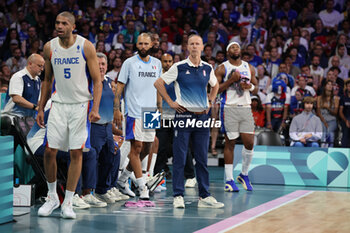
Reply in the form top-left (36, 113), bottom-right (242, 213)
top-left (36, 109), bottom-right (45, 128)
top-left (229, 70), bottom-right (241, 83)
top-left (346, 120), bottom-right (350, 128)
top-left (304, 133), bottom-right (313, 139)
top-left (169, 101), bottom-right (187, 113)
top-left (113, 135), bottom-right (124, 152)
top-left (300, 138), bottom-right (306, 144)
top-left (324, 122), bottom-right (329, 128)
top-left (266, 123), bottom-right (272, 130)
top-left (89, 110), bottom-right (101, 123)
top-left (281, 121), bottom-right (286, 129)
top-left (113, 110), bottom-right (123, 128)
top-left (240, 82), bottom-right (252, 90)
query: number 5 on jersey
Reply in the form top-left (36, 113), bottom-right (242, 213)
top-left (64, 68), bottom-right (71, 79)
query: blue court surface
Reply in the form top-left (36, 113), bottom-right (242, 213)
top-left (1, 167), bottom-right (349, 233)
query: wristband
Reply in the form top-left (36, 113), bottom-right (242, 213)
top-left (249, 84), bottom-right (255, 92)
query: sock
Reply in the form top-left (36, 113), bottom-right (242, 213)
top-left (149, 153), bottom-right (157, 177)
top-left (136, 177), bottom-right (146, 190)
top-left (241, 147), bottom-right (254, 176)
top-left (224, 164), bottom-right (233, 181)
top-left (141, 155), bottom-right (149, 171)
top-left (118, 168), bottom-right (132, 183)
top-left (130, 172), bottom-right (138, 187)
top-left (64, 190), bottom-right (75, 204)
top-left (47, 181), bottom-right (57, 194)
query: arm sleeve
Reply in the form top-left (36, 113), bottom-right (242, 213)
top-left (310, 117), bottom-right (323, 141)
top-left (161, 64), bottom-right (178, 85)
top-left (117, 59), bottom-right (129, 84)
top-left (9, 74), bottom-right (24, 96)
top-left (208, 66), bottom-right (218, 87)
top-left (289, 118), bottom-right (301, 141)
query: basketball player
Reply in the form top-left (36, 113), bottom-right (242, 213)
top-left (215, 42), bottom-right (257, 192)
top-left (37, 12), bottom-right (102, 219)
top-left (114, 33), bottom-right (162, 200)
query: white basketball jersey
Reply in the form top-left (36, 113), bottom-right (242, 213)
top-left (221, 60), bottom-right (251, 106)
top-left (50, 35), bottom-right (92, 103)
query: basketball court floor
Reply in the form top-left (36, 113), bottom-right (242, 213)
top-left (1, 167), bottom-right (349, 233)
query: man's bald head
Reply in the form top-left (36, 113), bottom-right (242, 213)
top-left (161, 53), bottom-right (173, 72)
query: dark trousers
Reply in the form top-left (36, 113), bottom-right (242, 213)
top-left (172, 113), bottom-right (210, 198)
top-left (91, 123), bottom-right (115, 194)
top-left (35, 146), bottom-right (97, 192)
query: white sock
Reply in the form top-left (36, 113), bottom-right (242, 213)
top-left (241, 147), bottom-right (253, 176)
top-left (149, 153), bottom-right (157, 177)
top-left (141, 155), bottom-right (149, 171)
top-left (130, 172), bottom-right (137, 187)
top-left (119, 168), bottom-right (132, 183)
top-left (136, 177), bottom-right (146, 190)
top-left (47, 181), bottom-right (57, 194)
top-left (224, 164), bottom-right (233, 181)
top-left (64, 190), bottom-right (74, 204)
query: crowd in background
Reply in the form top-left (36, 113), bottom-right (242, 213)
top-left (0, 0), bottom-right (350, 148)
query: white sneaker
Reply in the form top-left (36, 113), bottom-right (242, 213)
top-left (110, 187), bottom-right (129, 200)
top-left (38, 193), bottom-right (60, 217)
top-left (72, 194), bottom-right (90, 209)
top-left (117, 180), bottom-right (135, 197)
top-left (95, 192), bottom-right (116, 204)
top-left (82, 194), bottom-right (107, 207)
top-left (60, 201), bottom-right (76, 219)
top-left (154, 186), bottom-right (162, 193)
top-left (107, 189), bottom-right (122, 201)
top-left (198, 196), bottom-right (224, 208)
top-left (139, 186), bottom-right (149, 200)
top-left (185, 178), bottom-right (197, 188)
top-left (173, 196), bottom-right (185, 208)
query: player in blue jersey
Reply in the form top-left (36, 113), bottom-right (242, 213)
top-left (114, 33), bottom-right (162, 200)
top-left (154, 34), bottom-right (224, 209)
top-left (37, 12), bottom-right (102, 219)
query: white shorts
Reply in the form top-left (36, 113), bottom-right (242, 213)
top-left (125, 116), bottom-right (155, 142)
top-left (222, 106), bottom-right (255, 140)
top-left (46, 101), bottom-right (90, 152)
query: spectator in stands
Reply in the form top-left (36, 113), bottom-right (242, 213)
top-left (25, 38), bottom-right (41, 57)
top-left (0, 17), bottom-right (8, 48)
top-left (316, 80), bottom-right (340, 147)
top-left (251, 95), bottom-right (265, 128)
top-left (22, 26), bottom-right (43, 57)
top-left (335, 44), bottom-right (350, 73)
top-left (106, 57), bottom-right (122, 82)
top-left (0, 64), bottom-right (11, 86)
top-left (284, 55), bottom-right (301, 78)
top-left (120, 20), bottom-right (140, 49)
top-left (205, 31), bottom-right (222, 57)
top-left (237, 1), bottom-right (256, 28)
top-left (276, 0), bottom-right (298, 27)
top-left (262, 50), bottom-right (279, 78)
top-left (291, 74), bottom-right (316, 99)
top-left (321, 67), bottom-right (344, 96)
top-left (265, 79), bottom-right (290, 132)
top-left (5, 48), bottom-right (27, 74)
top-left (160, 17), bottom-right (183, 45)
top-left (270, 47), bottom-right (282, 66)
top-left (325, 55), bottom-right (348, 80)
top-left (287, 46), bottom-right (305, 69)
top-left (1, 29), bottom-right (21, 61)
top-left (201, 44), bottom-right (214, 62)
top-left (339, 79), bottom-right (350, 147)
top-left (256, 65), bottom-right (271, 103)
top-left (245, 44), bottom-right (263, 67)
top-left (289, 89), bottom-right (304, 117)
top-left (309, 55), bottom-right (324, 91)
top-left (289, 96), bottom-right (323, 147)
top-left (318, 0), bottom-right (344, 30)
top-left (229, 27), bottom-right (249, 49)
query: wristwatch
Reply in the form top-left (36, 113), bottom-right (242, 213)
top-left (32, 104), bottom-right (37, 110)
